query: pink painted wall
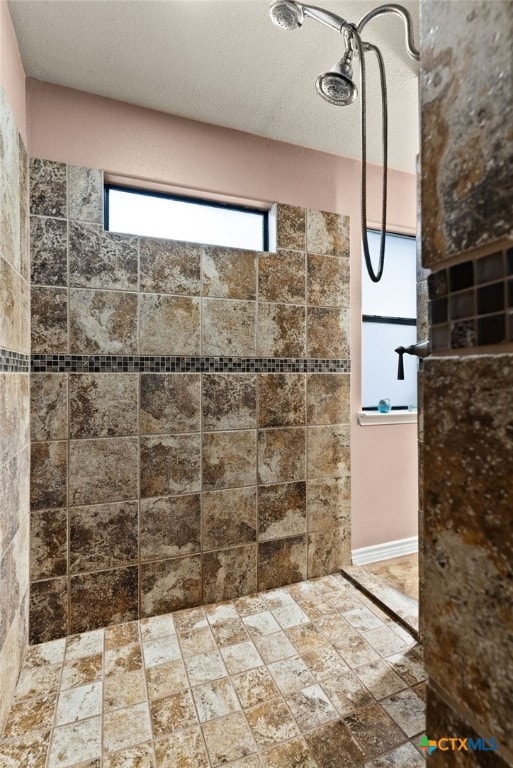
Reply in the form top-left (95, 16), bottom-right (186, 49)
top-left (0, 0), bottom-right (26, 140)
top-left (26, 79), bottom-right (418, 552)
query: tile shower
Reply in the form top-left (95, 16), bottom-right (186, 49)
top-left (28, 160), bottom-right (352, 643)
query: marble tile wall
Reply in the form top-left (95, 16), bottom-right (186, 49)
top-left (29, 159), bottom-right (352, 642)
top-left (421, 1), bottom-right (513, 763)
top-left (0, 86), bottom-right (31, 730)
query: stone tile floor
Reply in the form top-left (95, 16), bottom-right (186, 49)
top-left (0, 574), bottom-right (426, 767)
top-left (363, 555), bottom-right (419, 603)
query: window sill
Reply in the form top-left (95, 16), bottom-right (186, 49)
top-left (357, 411), bottom-right (417, 426)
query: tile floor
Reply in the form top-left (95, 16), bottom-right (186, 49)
top-left (0, 574), bottom-right (426, 767)
top-left (363, 556), bottom-right (419, 602)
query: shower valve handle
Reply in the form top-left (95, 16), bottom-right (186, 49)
top-left (394, 340), bottom-right (430, 380)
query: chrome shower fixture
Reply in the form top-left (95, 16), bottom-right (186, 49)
top-left (269, 0), bottom-right (419, 282)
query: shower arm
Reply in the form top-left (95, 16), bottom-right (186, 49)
top-left (300, 4), bottom-right (350, 34)
top-left (356, 4), bottom-right (420, 61)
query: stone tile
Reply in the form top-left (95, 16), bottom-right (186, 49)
top-left (286, 683), bottom-right (337, 730)
top-left (202, 486), bottom-right (257, 550)
top-left (103, 702), bottom-right (152, 753)
top-left (2, 692), bottom-right (56, 738)
top-left (192, 676), bottom-right (241, 722)
top-left (65, 630), bottom-right (104, 661)
top-left (104, 621), bottom-right (139, 650)
top-left (231, 666), bottom-right (280, 709)
top-left (31, 286), bottom-right (68, 353)
top-left (227, 757), bottom-right (261, 768)
top-left (140, 434), bottom-right (201, 498)
top-left (257, 428), bottom-right (305, 485)
top-left (254, 631), bottom-right (296, 663)
top-left (103, 743), bottom-right (155, 768)
top-left (242, 611), bottom-right (281, 639)
top-left (263, 738), bottom-right (318, 768)
top-left (69, 288), bottom-right (138, 354)
top-left (386, 648), bottom-right (426, 687)
top-left (30, 374), bottom-right (68, 442)
top-left (262, 587), bottom-right (295, 609)
top-left (203, 246), bottom-right (256, 299)
top-left (47, 717), bottom-right (102, 768)
top-left (257, 303), bottom-right (306, 357)
top-left (258, 250), bottom-right (305, 304)
top-left (69, 373), bottom-right (138, 438)
top-left (354, 659), bottom-right (406, 700)
top-left (0, 257), bottom-right (20, 351)
top-left (220, 639), bottom-right (263, 675)
top-left (140, 374), bottom-right (201, 435)
top-left (202, 430), bottom-right (256, 490)
top-left (301, 645), bottom-right (348, 681)
top-left (68, 166), bottom-right (102, 223)
top-left (69, 501), bottom-right (138, 573)
top-left (345, 705), bottom-right (406, 759)
top-left (0, 728), bottom-right (50, 768)
top-left (69, 222), bottom-right (138, 291)
top-left (203, 544), bottom-right (258, 603)
top-left (173, 606), bottom-right (208, 633)
top-left (210, 618), bottom-right (249, 647)
top-left (202, 374), bottom-right (256, 431)
top-left (305, 719), bottom-right (365, 767)
top-left (29, 578), bottom-right (68, 644)
top-left (140, 237), bottom-right (201, 296)
top-left (233, 593), bottom-right (268, 618)
top-left (185, 650), bottom-right (227, 686)
top-left (202, 298), bottom-right (256, 356)
top-left (154, 727), bottom-right (209, 768)
top-left (276, 204), bottom-right (306, 251)
top-left (308, 527), bottom-right (351, 578)
top-left (140, 493), bottom-right (200, 561)
top-left (140, 614), bottom-right (176, 642)
top-left (380, 688), bottom-right (425, 737)
top-left (258, 536), bottom-right (307, 591)
top-left (23, 638), bottom-right (66, 668)
top-left (307, 373), bottom-right (350, 425)
top-left (364, 741), bottom-right (426, 768)
top-left (177, 626), bottom-right (216, 657)
top-left (307, 478), bottom-right (351, 531)
top-left (307, 425), bottom-right (350, 479)
top-left (336, 635), bottom-right (381, 669)
top-left (248, 697), bottom-right (301, 749)
top-left (14, 660), bottom-right (62, 702)
top-left (150, 690), bottom-right (198, 736)
top-left (307, 253), bottom-right (349, 307)
top-left (69, 567), bottom-right (138, 634)
top-left (258, 374), bottom-right (305, 428)
top-left (145, 659), bottom-right (188, 699)
top-left (30, 440), bottom-right (67, 510)
top-left (202, 711), bottom-right (258, 766)
top-left (141, 635), bottom-right (181, 669)
top-left (30, 508), bottom-right (67, 580)
top-left (306, 209), bottom-right (349, 257)
top-left (139, 294), bottom-right (201, 355)
top-left (30, 216), bottom-right (67, 286)
top-left (60, 654), bottom-right (103, 690)
top-left (307, 306), bottom-right (349, 359)
top-left (69, 437), bottom-right (138, 506)
top-left (272, 603), bottom-right (309, 630)
top-left (343, 607), bottom-right (384, 633)
top-left (267, 656), bottom-right (314, 695)
top-left (140, 555), bottom-right (202, 617)
top-left (30, 158), bottom-right (67, 218)
top-left (321, 672), bottom-right (374, 716)
top-left (55, 682), bottom-right (102, 726)
top-left (363, 626), bottom-right (411, 657)
top-left (204, 602), bottom-right (239, 624)
top-left (258, 481), bottom-right (306, 542)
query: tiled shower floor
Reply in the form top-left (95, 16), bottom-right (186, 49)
top-left (0, 574), bottom-right (426, 768)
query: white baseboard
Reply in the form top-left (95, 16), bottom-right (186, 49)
top-left (351, 536), bottom-right (418, 566)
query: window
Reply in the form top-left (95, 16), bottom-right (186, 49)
top-left (105, 185), bottom-right (268, 251)
top-left (362, 230), bottom-right (417, 410)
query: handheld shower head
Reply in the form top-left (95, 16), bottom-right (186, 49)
top-left (269, 0), bottom-right (304, 30)
top-left (316, 56), bottom-right (357, 105)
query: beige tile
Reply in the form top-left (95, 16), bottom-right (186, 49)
top-left (105, 642), bottom-right (143, 676)
top-left (263, 737), bottom-right (317, 768)
top-left (65, 630), bottom-right (104, 661)
top-left (301, 645), bottom-right (349, 681)
top-left (47, 717), bottom-right (102, 768)
top-left (321, 672), bottom-right (374, 716)
top-left (305, 719), bottom-right (364, 767)
top-left (146, 659), bottom-right (189, 700)
top-left (2, 693), bottom-right (56, 739)
top-left (262, 588), bottom-right (295, 609)
top-left (140, 614), bottom-right (176, 642)
top-left (185, 650), bottom-right (228, 686)
top-left (210, 618), bottom-right (249, 647)
top-left (203, 247), bottom-right (256, 300)
top-left (364, 741), bottom-right (426, 768)
top-left (276, 205), bottom-right (306, 251)
top-left (14, 663), bottom-right (62, 701)
top-left (245, 697), bottom-right (299, 749)
top-left (386, 649), bottom-right (426, 686)
top-left (220, 640), bottom-right (263, 675)
top-left (104, 622), bottom-right (140, 650)
top-left (256, 303), bottom-right (306, 357)
top-left (267, 656), bottom-right (315, 695)
top-left (22, 639), bottom-right (66, 669)
top-left (103, 742), bottom-right (155, 768)
top-left (202, 298), bottom-right (256, 356)
top-left (286, 683), bottom-right (337, 730)
top-left (103, 703), bottom-right (152, 753)
top-left (354, 660), bottom-right (407, 700)
top-left (150, 690), bottom-right (198, 737)
top-left (254, 631), bottom-right (296, 663)
top-left (362, 626), bottom-right (412, 657)
top-left (242, 611), bottom-right (281, 638)
top-left (335, 635), bottom-right (381, 669)
top-left (139, 294), bottom-right (200, 355)
top-left (173, 606), bottom-right (208, 633)
top-left (205, 603), bottom-right (239, 624)
top-left (154, 727), bottom-right (210, 768)
top-left (140, 238), bottom-right (201, 296)
top-left (142, 635), bottom-right (181, 668)
top-left (103, 670), bottom-right (147, 712)
top-left (55, 682), bottom-right (102, 725)
top-left (343, 704), bottom-right (406, 760)
top-left (306, 209), bottom-right (349, 257)
top-left (272, 603), bottom-right (309, 629)
top-left (233, 594), bottom-right (268, 617)
top-left (192, 676), bottom-right (241, 722)
top-left (0, 728), bottom-right (50, 768)
top-left (55, 651), bottom-right (100, 690)
top-left (202, 711), bottom-right (258, 766)
top-left (380, 688), bottom-right (426, 738)
top-left (285, 622), bottom-right (328, 654)
top-left (231, 666), bottom-right (281, 709)
top-left (177, 626), bottom-right (216, 657)
top-left (258, 250), bottom-right (305, 304)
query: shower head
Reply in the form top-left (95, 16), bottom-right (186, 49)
top-left (316, 56), bottom-right (357, 105)
top-left (269, 0), bottom-right (304, 30)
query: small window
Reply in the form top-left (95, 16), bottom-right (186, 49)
top-left (105, 185), bottom-right (268, 251)
top-left (362, 230), bottom-right (417, 410)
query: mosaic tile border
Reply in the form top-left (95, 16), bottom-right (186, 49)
top-left (31, 355), bottom-right (351, 374)
top-left (0, 349), bottom-right (30, 373)
top-left (429, 245), bottom-right (513, 351)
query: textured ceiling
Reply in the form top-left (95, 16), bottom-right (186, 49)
top-left (8, 0), bottom-right (419, 172)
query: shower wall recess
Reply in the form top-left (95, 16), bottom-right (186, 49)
top-left (28, 158), bottom-right (352, 642)
top-left (0, 86), bottom-right (31, 729)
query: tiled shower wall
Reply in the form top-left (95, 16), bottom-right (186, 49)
top-left (0, 86), bottom-right (30, 728)
top-left (421, 0), bottom-right (513, 762)
top-left (28, 159), bottom-right (352, 643)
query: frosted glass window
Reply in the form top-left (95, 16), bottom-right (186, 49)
top-left (362, 231), bottom-right (417, 409)
top-left (106, 187), bottom-right (267, 251)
